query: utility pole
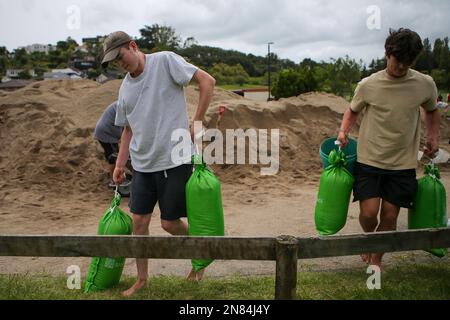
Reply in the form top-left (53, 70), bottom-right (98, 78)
top-left (268, 42), bottom-right (274, 101)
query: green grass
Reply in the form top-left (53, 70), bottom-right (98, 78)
top-left (1, 263), bottom-right (449, 300)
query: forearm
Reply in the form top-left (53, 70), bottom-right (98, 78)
top-left (192, 71), bottom-right (215, 122)
top-left (340, 108), bottom-right (359, 134)
top-left (117, 126), bottom-right (132, 168)
top-left (425, 109), bottom-right (440, 141)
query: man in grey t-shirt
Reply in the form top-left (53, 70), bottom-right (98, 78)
top-left (102, 31), bottom-right (216, 297)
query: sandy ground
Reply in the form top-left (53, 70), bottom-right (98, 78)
top-left (0, 79), bottom-right (449, 280)
top-left (1, 173), bottom-right (449, 278)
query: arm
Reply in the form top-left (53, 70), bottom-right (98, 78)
top-left (190, 69), bottom-right (216, 139)
top-left (113, 126), bottom-right (132, 185)
top-left (337, 108), bottom-right (359, 147)
top-left (423, 109), bottom-right (440, 158)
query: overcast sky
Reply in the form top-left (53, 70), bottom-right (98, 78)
top-left (1, 0), bottom-right (449, 64)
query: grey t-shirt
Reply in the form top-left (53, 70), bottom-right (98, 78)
top-left (115, 51), bottom-right (198, 173)
top-left (94, 101), bottom-right (122, 143)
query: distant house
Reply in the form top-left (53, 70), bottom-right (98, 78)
top-left (0, 79), bottom-right (35, 91)
top-left (43, 68), bottom-right (82, 80)
top-left (76, 46), bottom-right (89, 54)
top-left (6, 69), bottom-right (21, 78)
top-left (82, 36), bottom-right (105, 46)
top-left (21, 44), bottom-right (55, 54)
top-left (6, 69), bottom-right (36, 79)
top-left (71, 58), bottom-right (97, 71)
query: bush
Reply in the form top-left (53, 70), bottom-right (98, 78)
top-left (271, 67), bottom-right (318, 99)
top-left (431, 69), bottom-right (449, 89)
top-left (209, 63), bottom-right (249, 86)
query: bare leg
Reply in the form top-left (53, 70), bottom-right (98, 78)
top-left (370, 200), bottom-right (400, 270)
top-left (359, 198), bottom-right (381, 263)
top-left (161, 219), bottom-right (206, 281)
top-left (122, 214), bottom-right (152, 297)
top-left (187, 268), bottom-right (205, 281)
top-left (161, 219), bottom-right (188, 236)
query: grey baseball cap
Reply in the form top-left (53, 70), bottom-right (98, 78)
top-left (101, 31), bottom-right (133, 68)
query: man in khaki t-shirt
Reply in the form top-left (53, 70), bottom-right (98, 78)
top-left (338, 28), bottom-right (440, 270)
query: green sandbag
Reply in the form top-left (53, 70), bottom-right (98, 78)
top-left (84, 192), bottom-right (133, 293)
top-left (408, 164), bottom-right (448, 258)
top-left (315, 150), bottom-right (355, 236)
top-left (186, 157), bottom-right (225, 273)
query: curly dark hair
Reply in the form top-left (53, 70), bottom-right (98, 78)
top-left (385, 28), bottom-right (424, 65)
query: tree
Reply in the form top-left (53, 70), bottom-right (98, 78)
top-left (271, 66), bottom-right (318, 99)
top-left (324, 56), bottom-right (362, 97)
top-left (12, 48), bottom-right (29, 68)
top-left (415, 38), bottom-right (433, 73)
top-left (366, 57), bottom-right (386, 76)
top-left (178, 44), bottom-right (297, 78)
top-left (439, 37), bottom-right (449, 71)
top-left (84, 39), bottom-right (105, 79)
top-left (433, 38), bottom-right (443, 69)
top-left (56, 37), bottom-right (79, 51)
top-left (137, 24), bottom-right (181, 52)
top-left (231, 64), bottom-right (250, 86)
top-left (299, 66), bottom-right (318, 92)
top-left (18, 69), bottom-right (32, 79)
top-left (0, 47), bottom-right (10, 75)
top-left (431, 69), bottom-right (448, 89)
top-left (208, 63), bottom-right (249, 85)
top-left (299, 58), bottom-right (318, 69)
top-left (183, 37), bottom-right (198, 49)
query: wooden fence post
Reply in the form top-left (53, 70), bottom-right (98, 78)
top-left (275, 235), bottom-right (298, 300)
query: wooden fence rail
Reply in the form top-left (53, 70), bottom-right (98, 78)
top-left (0, 228), bottom-right (449, 300)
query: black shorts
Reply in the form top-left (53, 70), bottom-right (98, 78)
top-left (98, 141), bottom-right (119, 165)
top-left (353, 162), bottom-right (418, 209)
top-left (129, 164), bottom-right (194, 221)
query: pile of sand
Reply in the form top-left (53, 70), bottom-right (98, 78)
top-left (0, 102), bottom-right (106, 195)
top-left (0, 80), bottom-right (120, 195)
top-left (201, 96), bottom-right (350, 184)
top-left (280, 91), bottom-right (351, 114)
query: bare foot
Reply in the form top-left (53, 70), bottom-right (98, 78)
top-left (121, 279), bottom-right (147, 297)
top-left (369, 254), bottom-right (385, 272)
top-left (187, 268), bottom-right (206, 282)
top-left (360, 253), bottom-right (371, 264)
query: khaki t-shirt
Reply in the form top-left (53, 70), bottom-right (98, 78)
top-left (351, 69), bottom-right (438, 170)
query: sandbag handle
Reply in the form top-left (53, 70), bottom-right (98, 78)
top-left (334, 140), bottom-right (342, 152)
top-left (192, 134), bottom-right (215, 173)
top-left (110, 185), bottom-right (122, 209)
top-left (421, 152), bottom-right (441, 179)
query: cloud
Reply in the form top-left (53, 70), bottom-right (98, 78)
top-left (1, 0), bottom-right (449, 64)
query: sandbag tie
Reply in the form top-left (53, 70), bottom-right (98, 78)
top-left (327, 150), bottom-right (348, 169)
top-left (425, 164), bottom-right (441, 180)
